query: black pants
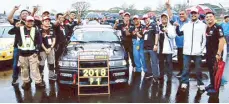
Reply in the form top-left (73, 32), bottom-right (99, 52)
top-left (123, 40), bottom-right (135, 68)
top-left (177, 48), bottom-right (183, 73)
top-left (206, 54), bottom-right (216, 87)
top-left (159, 53), bottom-right (173, 78)
top-left (55, 43), bottom-right (65, 67)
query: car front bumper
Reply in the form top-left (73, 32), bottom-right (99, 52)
top-left (57, 66), bottom-right (129, 85)
top-left (0, 49), bottom-right (13, 61)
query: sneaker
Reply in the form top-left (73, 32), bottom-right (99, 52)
top-left (11, 79), bottom-right (19, 86)
top-left (181, 83), bottom-right (188, 89)
top-left (21, 82), bottom-right (31, 90)
top-left (205, 84), bottom-right (213, 90)
top-left (207, 89), bottom-right (217, 95)
top-left (35, 82), bottom-right (46, 88)
top-left (144, 73), bottom-right (153, 79)
top-left (198, 85), bottom-right (205, 91)
top-left (49, 75), bottom-right (57, 81)
top-left (176, 72), bottom-right (182, 78)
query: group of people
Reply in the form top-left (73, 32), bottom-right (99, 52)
top-left (7, 2), bottom-right (229, 96)
top-left (114, 1), bottom-right (228, 95)
top-left (8, 5), bottom-right (81, 89)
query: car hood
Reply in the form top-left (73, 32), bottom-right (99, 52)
top-left (61, 43), bottom-right (125, 60)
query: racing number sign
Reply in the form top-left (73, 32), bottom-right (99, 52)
top-left (78, 51), bottom-right (110, 95)
top-left (82, 68), bottom-right (107, 85)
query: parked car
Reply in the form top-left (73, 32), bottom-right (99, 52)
top-left (56, 24), bottom-right (129, 86)
top-left (0, 24), bottom-right (14, 65)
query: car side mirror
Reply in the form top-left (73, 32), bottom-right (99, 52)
top-left (115, 30), bottom-right (122, 37)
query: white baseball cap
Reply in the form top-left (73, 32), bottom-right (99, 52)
top-left (133, 15), bottom-right (139, 19)
top-left (26, 16), bottom-right (34, 21)
top-left (143, 14), bottom-right (149, 19)
top-left (190, 7), bottom-right (198, 13)
top-left (119, 10), bottom-right (125, 14)
top-left (124, 12), bottom-right (131, 16)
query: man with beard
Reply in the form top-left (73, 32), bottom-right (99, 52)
top-left (114, 12), bottom-right (136, 71)
top-left (176, 8), bottom-right (207, 91)
top-left (205, 12), bottom-right (226, 94)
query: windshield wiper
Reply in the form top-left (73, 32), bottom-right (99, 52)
top-left (0, 28), bottom-right (5, 38)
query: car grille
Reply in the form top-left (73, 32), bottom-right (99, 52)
top-left (79, 61), bottom-right (107, 68)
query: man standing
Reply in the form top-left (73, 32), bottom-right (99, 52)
top-left (64, 11), bottom-right (81, 41)
top-left (221, 15), bottom-right (229, 85)
top-left (54, 13), bottom-right (70, 68)
top-left (158, 13), bottom-right (176, 82)
top-left (7, 5), bottom-right (30, 86)
top-left (176, 8), bottom-right (206, 91)
top-left (142, 14), bottom-right (160, 80)
top-left (130, 15), bottom-right (146, 77)
top-left (39, 16), bottom-right (56, 81)
top-left (114, 12), bottom-right (136, 70)
top-left (14, 16), bottom-right (45, 89)
top-left (205, 12), bottom-right (226, 94)
top-left (166, 1), bottom-right (190, 77)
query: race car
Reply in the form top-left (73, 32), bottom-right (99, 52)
top-left (0, 24), bottom-right (14, 65)
top-left (56, 24), bottom-right (129, 86)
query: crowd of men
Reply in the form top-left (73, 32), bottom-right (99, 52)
top-left (8, 5), bottom-right (81, 89)
top-left (113, 1), bottom-right (228, 95)
top-left (7, 1), bottom-right (228, 96)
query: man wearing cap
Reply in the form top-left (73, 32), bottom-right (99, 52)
top-left (13, 16), bottom-right (45, 89)
top-left (7, 5), bottom-right (30, 86)
top-left (158, 13), bottom-right (176, 82)
top-left (114, 12), bottom-right (136, 70)
top-left (39, 16), bottom-right (56, 81)
top-left (113, 10), bottom-right (125, 27)
top-left (176, 8), bottom-right (206, 91)
top-left (205, 12), bottom-right (226, 94)
top-left (166, 1), bottom-right (190, 77)
top-left (130, 15), bottom-right (146, 77)
top-left (142, 14), bottom-right (160, 79)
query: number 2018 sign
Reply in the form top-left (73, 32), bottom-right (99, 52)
top-left (82, 69), bottom-right (107, 85)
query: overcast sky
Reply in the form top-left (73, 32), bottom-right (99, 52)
top-left (0, 0), bottom-right (228, 14)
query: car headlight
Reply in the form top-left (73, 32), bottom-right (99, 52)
top-left (59, 61), bottom-right (78, 67)
top-left (0, 44), bottom-right (12, 51)
top-left (109, 60), bottom-right (127, 66)
top-left (122, 60), bottom-right (127, 66)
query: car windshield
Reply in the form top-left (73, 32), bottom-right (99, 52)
top-left (70, 30), bottom-right (119, 42)
top-left (0, 26), bottom-right (15, 38)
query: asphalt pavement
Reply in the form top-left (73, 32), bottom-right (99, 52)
top-left (0, 65), bottom-right (229, 103)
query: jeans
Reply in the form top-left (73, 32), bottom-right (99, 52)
top-left (225, 35), bottom-right (229, 52)
top-left (181, 55), bottom-right (204, 85)
top-left (133, 39), bottom-right (146, 72)
top-left (159, 54), bottom-right (173, 78)
top-left (144, 50), bottom-right (160, 78)
top-left (12, 47), bottom-right (19, 80)
top-left (177, 48), bottom-right (184, 73)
